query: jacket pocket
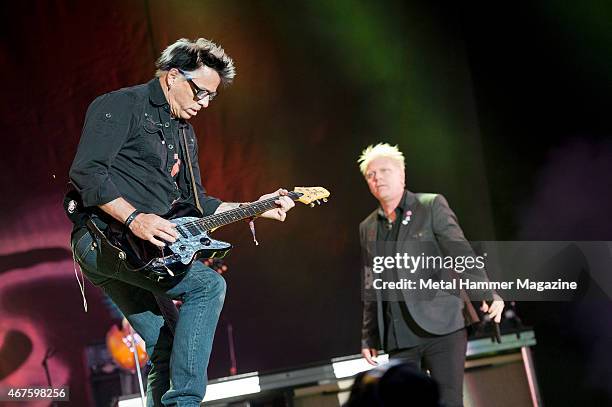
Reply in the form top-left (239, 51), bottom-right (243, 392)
top-left (136, 119), bottom-right (165, 168)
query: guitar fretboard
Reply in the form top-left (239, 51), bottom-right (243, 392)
top-left (181, 191), bottom-right (302, 234)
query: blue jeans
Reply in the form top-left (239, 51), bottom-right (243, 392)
top-left (72, 227), bottom-right (226, 407)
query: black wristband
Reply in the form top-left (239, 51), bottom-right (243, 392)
top-left (124, 210), bottom-right (141, 228)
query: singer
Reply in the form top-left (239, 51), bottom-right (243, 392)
top-left (357, 143), bottom-right (504, 407)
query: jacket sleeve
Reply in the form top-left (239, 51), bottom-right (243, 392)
top-left (360, 223), bottom-right (381, 349)
top-left (361, 296), bottom-right (380, 349)
top-left (69, 92), bottom-right (134, 207)
top-left (432, 194), bottom-right (496, 301)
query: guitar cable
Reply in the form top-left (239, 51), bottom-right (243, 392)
top-left (71, 243), bottom-right (89, 313)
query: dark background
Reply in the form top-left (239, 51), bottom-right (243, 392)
top-left (0, 1), bottom-right (611, 406)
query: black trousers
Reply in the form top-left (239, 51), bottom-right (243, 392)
top-left (389, 328), bottom-right (467, 407)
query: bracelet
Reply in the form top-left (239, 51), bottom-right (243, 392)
top-left (124, 210), bottom-right (141, 228)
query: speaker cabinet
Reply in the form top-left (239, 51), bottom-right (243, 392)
top-left (464, 349), bottom-right (541, 407)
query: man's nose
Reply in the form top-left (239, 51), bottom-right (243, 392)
top-left (198, 97), bottom-right (210, 108)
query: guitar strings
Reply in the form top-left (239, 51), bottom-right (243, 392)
top-left (183, 197), bottom-right (278, 229)
top-left (180, 193), bottom-right (301, 231)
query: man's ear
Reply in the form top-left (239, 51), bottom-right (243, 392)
top-left (167, 68), bottom-right (181, 85)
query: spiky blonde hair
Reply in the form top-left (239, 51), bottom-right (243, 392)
top-left (357, 143), bottom-right (405, 176)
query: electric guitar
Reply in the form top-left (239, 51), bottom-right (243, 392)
top-left (103, 187), bottom-right (330, 279)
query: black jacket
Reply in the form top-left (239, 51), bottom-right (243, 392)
top-left (360, 191), bottom-right (490, 349)
top-left (69, 78), bottom-right (221, 219)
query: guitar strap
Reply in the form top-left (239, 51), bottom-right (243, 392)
top-left (180, 126), bottom-right (203, 214)
top-left (179, 125), bottom-right (265, 245)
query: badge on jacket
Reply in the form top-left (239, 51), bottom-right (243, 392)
top-left (402, 210), bottom-right (412, 225)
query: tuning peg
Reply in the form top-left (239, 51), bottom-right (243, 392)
top-left (310, 203), bottom-right (315, 208)
top-left (323, 198), bottom-right (328, 203)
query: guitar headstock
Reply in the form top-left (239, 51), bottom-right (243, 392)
top-left (293, 187), bottom-right (331, 207)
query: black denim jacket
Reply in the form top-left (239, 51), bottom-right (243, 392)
top-left (69, 78), bottom-right (222, 218)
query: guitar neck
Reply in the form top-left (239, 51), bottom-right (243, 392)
top-left (196, 191), bottom-right (302, 231)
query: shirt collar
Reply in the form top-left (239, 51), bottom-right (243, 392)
top-left (377, 189), bottom-right (409, 219)
top-left (148, 78), bottom-right (189, 128)
top-left (148, 78), bottom-right (168, 107)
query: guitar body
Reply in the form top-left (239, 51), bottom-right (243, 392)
top-left (105, 202), bottom-right (232, 279)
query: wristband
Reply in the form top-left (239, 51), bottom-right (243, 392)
top-left (124, 210), bottom-right (142, 228)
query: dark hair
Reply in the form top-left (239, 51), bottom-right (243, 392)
top-left (155, 38), bottom-right (236, 85)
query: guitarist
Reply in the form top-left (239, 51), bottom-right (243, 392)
top-left (68, 38), bottom-right (294, 407)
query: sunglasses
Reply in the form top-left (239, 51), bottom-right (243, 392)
top-left (178, 69), bottom-right (217, 101)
